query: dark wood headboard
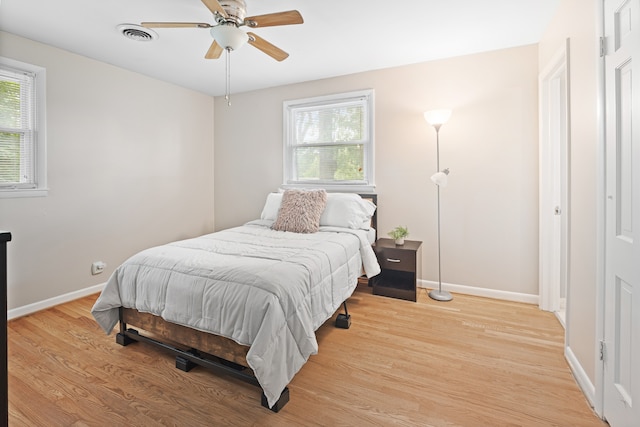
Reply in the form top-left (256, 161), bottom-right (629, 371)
top-left (358, 193), bottom-right (378, 235)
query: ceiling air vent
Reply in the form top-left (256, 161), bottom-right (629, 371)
top-left (117, 24), bottom-right (158, 42)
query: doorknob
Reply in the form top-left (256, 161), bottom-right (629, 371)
top-left (555, 206), bottom-right (562, 215)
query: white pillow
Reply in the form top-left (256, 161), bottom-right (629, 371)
top-left (261, 191), bottom-right (376, 229)
top-left (319, 193), bottom-right (376, 229)
top-left (260, 192), bottom-right (283, 221)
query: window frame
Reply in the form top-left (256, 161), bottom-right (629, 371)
top-left (0, 56), bottom-right (47, 198)
top-left (282, 89), bottom-right (375, 193)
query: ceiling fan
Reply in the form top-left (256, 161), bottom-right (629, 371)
top-left (141, 0), bottom-right (304, 62)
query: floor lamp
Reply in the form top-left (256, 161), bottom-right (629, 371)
top-left (424, 109), bottom-right (453, 302)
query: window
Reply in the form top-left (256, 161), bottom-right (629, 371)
top-left (283, 89), bottom-right (374, 192)
top-left (0, 57), bottom-right (47, 197)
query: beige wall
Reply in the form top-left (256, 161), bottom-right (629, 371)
top-left (0, 32), bottom-right (215, 310)
top-left (215, 44), bottom-right (540, 296)
top-left (538, 0), bottom-right (600, 384)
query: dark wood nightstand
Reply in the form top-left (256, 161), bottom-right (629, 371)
top-left (371, 238), bottom-right (422, 302)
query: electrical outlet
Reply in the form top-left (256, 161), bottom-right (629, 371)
top-left (91, 261), bottom-right (106, 275)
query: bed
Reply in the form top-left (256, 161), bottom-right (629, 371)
top-left (91, 191), bottom-right (379, 411)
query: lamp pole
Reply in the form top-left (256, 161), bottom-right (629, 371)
top-left (429, 125), bottom-right (452, 301)
top-left (424, 109), bottom-right (453, 302)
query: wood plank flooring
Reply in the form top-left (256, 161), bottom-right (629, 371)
top-left (7, 288), bottom-right (606, 426)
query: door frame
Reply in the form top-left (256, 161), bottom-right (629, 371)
top-left (539, 39), bottom-right (571, 322)
top-left (594, 0), bottom-right (606, 417)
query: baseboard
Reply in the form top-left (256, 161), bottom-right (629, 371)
top-left (8, 283), bottom-right (105, 320)
top-left (565, 345), bottom-right (597, 409)
top-left (10, 281), bottom-right (537, 319)
top-left (418, 280), bottom-right (539, 305)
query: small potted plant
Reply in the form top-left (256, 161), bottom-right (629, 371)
top-left (388, 226), bottom-right (409, 245)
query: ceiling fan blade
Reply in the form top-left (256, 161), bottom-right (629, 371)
top-left (247, 32), bottom-right (289, 61)
top-left (141, 22), bottom-right (212, 28)
top-left (244, 10), bottom-right (303, 28)
top-left (205, 40), bottom-right (224, 59)
top-left (201, 0), bottom-right (228, 18)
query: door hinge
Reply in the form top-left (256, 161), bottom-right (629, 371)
top-left (600, 36), bottom-right (607, 57)
top-left (599, 340), bottom-right (606, 362)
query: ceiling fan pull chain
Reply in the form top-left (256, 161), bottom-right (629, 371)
top-left (225, 47), bottom-right (232, 106)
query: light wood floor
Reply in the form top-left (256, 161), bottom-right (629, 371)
top-left (8, 288), bottom-right (606, 426)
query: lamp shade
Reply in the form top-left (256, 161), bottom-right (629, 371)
top-left (210, 25), bottom-right (248, 51)
top-left (431, 169), bottom-right (450, 187)
top-left (423, 109), bottom-right (452, 127)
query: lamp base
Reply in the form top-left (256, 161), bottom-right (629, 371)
top-left (428, 289), bottom-right (453, 302)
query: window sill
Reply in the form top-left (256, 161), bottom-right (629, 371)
top-left (0, 188), bottom-right (49, 199)
top-left (281, 183), bottom-right (376, 193)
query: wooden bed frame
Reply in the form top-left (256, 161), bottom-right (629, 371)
top-left (114, 193), bottom-right (377, 412)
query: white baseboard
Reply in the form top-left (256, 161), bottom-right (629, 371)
top-left (8, 283), bottom-right (105, 320)
top-left (9, 279), bottom-right (538, 318)
top-left (565, 345), bottom-right (597, 409)
top-left (10, 281), bottom-right (538, 319)
top-left (418, 280), bottom-right (539, 305)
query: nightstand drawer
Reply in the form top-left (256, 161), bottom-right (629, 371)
top-left (371, 239), bottom-right (422, 302)
top-left (378, 248), bottom-right (416, 272)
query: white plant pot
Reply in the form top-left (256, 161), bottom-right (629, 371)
top-left (395, 238), bottom-right (405, 245)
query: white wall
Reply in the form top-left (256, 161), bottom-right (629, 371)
top-left (0, 32), bottom-right (215, 311)
top-left (214, 45), bottom-right (540, 296)
top-left (538, 0), bottom-right (600, 386)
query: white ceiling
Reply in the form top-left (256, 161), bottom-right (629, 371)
top-left (0, 0), bottom-right (560, 97)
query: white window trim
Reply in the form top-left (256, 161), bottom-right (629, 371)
top-left (0, 56), bottom-right (47, 198)
top-left (282, 89), bottom-right (375, 193)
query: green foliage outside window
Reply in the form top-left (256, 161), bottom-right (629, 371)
top-left (294, 145), bottom-right (364, 181)
top-left (293, 103), bottom-right (366, 182)
top-left (0, 79), bottom-right (22, 183)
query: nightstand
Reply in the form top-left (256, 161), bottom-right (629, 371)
top-left (371, 238), bottom-right (422, 302)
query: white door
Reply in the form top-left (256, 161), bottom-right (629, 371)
top-left (539, 40), bottom-right (569, 325)
top-left (603, 0), bottom-right (640, 425)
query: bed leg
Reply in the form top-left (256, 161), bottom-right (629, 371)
top-left (116, 328), bottom-right (138, 346)
top-left (176, 355), bottom-right (197, 372)
top-left (176, 349), bottom-right (199, 372)
top-left (261, 387), bottom-right (290, 413)
top-left (116, 333), bottom-right (130, 346)
top-left (115, 315), bottom-right (137, 346)
top-left (335, 301), bottom-right (351, 329)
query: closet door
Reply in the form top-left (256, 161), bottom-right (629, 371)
top-left (602, 0), bottom-right (640, 425)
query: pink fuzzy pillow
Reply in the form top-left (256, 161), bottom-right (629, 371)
top-left (272, 189), bottom-right (328, 233)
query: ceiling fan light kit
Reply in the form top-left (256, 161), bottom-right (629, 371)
top-left (210, 24), bottom-right (248, 50)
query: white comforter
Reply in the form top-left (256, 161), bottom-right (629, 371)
top-left (91, 220), bottom-right (380, 408)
